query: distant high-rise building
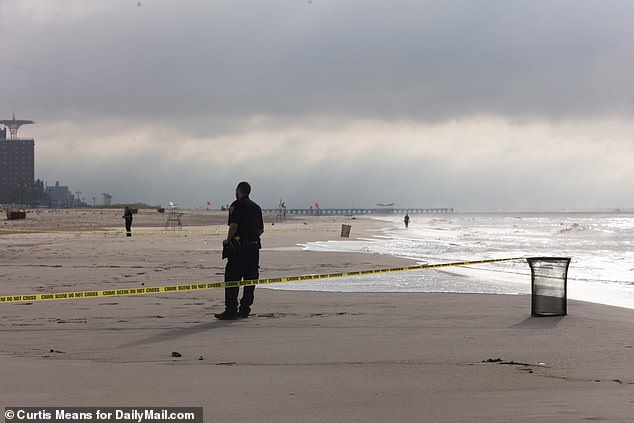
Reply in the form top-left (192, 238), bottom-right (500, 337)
top-left (102, 193), bottom-right (112, 206)
top-left (0, 115), bottom-right (35, 205)
top-left (46, 181), bottom-right (74, 208)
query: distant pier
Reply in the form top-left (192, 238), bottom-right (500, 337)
top-left (264, 207), bottom-right (454, 216)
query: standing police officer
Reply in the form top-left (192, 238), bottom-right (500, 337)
top-left (215, 181), bottom-right (264, 320)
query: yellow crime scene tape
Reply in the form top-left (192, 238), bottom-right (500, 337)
top-left (0, 257), bottom-right (525, 304)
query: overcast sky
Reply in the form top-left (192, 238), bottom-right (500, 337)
top-left (2, 0), bottom-right (634, 211)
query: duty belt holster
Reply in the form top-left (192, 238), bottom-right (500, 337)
top-left (222, 236), bottom-right (242, 260)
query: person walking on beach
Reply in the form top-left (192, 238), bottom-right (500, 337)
top-left (123, 206), bottom-right (133, 237)
top-left (215, 181), bottom-right (264, 320)
top-left (404, 213), bottom-right (410, 228)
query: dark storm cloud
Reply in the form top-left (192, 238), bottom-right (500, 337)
top-left (2, 1), bottom-right (634, 210)
top-left (3, 0), bottom-right (634, 124)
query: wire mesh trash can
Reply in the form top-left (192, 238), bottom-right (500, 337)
top-left (340, 224), bottom-right (351, 238)
top-left (527, 257), bottom-right (571, 316)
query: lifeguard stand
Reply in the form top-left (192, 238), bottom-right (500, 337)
top-left (164, 202), bottom-right (183, 230)
top-left (276, 199), bottom-right (287, 221)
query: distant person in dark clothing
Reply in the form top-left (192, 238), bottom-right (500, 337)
top-left (215, 181), bottom-right (264, 320)
top-left (123, 206), bottom-right (133, 237)
top-left (404, 213), bottom-right (410, 228)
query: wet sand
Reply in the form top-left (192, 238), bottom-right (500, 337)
top-left (1, 210), bottom-right (633, 422)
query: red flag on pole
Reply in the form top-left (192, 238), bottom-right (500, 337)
top-left (315, 202), bottom-right (319, 209)
top-left (207, 201), bottom-right (211, 206)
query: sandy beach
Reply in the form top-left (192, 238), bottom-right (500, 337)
top-left (1, 209), bottom-right (633, 422)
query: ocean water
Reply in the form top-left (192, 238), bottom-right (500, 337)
top-left (275, 213), bottom-right (634, 310)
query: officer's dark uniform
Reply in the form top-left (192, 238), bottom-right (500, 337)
top-left (224, 196), bottom-right (264, 317)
